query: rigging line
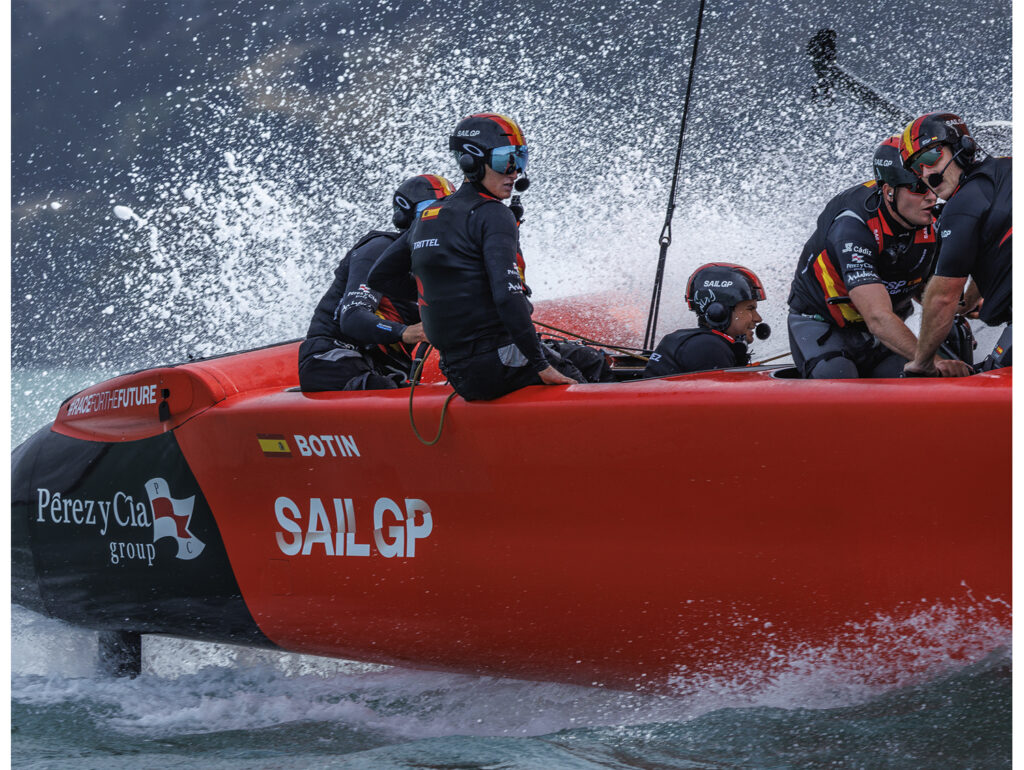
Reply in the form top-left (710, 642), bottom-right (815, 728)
top-left (533, 320), bottom-right (650, 361)
top-left (751, 350), bottom-right (793, 365)
top-left (643, 0), bottom-right (708, 352)
top-left (407, 344), bottom-right (458, 446)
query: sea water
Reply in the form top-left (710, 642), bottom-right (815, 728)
top-left (12, 0), bottom-right (1011, 765)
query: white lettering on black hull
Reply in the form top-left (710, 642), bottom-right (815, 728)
top-left (35, 478), bottom-right (205, 566)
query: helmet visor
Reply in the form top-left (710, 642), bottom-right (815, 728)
top-left (906, 144), bottom-right (945, 175)
top-left (488, 145), bottom-right (528, 175)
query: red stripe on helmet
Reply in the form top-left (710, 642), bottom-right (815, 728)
top-left (472, 112), bottom-right (526, 146)
top-left (901, 115), bottom-right (929, 157)
top-left (422, 174), bottom-right (453, 198)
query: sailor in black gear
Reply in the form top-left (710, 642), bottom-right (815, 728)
top-left (298, 174), bottom-right (454, 391)
top-left (787, 135), bottom-right (971, 379)
top-left (899, 113), bottom-right (1012, 376)
top-left (368, 113), bottom-right (588, 401)
top-left (644, 263), bottom-right (766, 377)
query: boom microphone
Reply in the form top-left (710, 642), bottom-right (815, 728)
top-left (514, 173), bottom-right (530, 192)
top-left (755, 323), bottom-right (771, 340)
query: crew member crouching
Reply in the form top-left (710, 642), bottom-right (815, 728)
top-left (298, 174), bottom-right (454, 391)
top-left (786, 136), bottom-right (971, 379)
top-left (644, 263), bottom-right (766, 377)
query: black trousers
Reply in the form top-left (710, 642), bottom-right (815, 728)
top-left (787, 313), bottom-right (906, 379)
top-left (298, 338), bottom-right (403, 392)
top-left (440, 341), bottom-right (588, 401)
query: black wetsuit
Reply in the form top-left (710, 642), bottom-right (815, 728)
top-left (936, 156), bottom-right (1012, 370)
top-left (643, 328), bottom-right (748, 377)
top-left (787, 181), bottom-right (938, 378)
top-left (934, 156), bottom-right (1012, 326)
top-left (368, 181), bottom-right (583, 400)
top-left (298, 230), bottom-right (420, 391)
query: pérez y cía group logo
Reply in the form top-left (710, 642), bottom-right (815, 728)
top-left (35, 477), bottom-right (205, 566)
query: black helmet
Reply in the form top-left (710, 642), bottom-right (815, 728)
top-left (685, 263), bottom-right (766, 331)
top-left (899, 112), bottom-right (977, 172)
top-left (392, 174), bottom-right (454, 229)
top-left (448, 113), bottom-right (529, 181)
top-left (873, 135), bottom-right (922, 189)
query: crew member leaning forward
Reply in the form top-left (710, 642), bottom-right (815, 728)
top-left (900, 112), bottom-right (1012, 376)
top-left (787, 135), bottom-right (970, 378)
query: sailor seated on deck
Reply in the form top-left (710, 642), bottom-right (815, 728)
top-left (367, 112), bottom-right (611, 401)
top-left (298, 175), bottom-right (454, 391)
top-left (643, 263), bottom-right (766, 377)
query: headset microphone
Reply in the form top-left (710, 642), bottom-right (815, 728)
top-left (514, 173), bottom-right (530, 192)
top-left (509, 195), bottom-right (525, 224)
top-left (755, 322), bottom-right (771, 340)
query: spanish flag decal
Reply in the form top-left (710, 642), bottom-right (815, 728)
top-left (421, 206), bottom-right (441, 220)
top-left (258, 433), bottom-right (292, 458)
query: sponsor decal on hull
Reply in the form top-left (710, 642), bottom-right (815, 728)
top-left (35, 477), bottom-right (205, 566)
top-left (258, 433), bottom-right (293, 457)
top-left (274, 495), bottom-right (433, 558)
top-left (67, 382), bottom-right (159, 416)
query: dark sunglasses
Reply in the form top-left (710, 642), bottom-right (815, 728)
top-left (899, 179), bottom-right (932, 196)
top-left (907, 144), bottom-right (945, 175)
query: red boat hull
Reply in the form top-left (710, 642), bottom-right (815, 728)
top-left (13, 334), bottom-right (1011, 691)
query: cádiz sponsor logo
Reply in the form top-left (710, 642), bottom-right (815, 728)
top-left (292, 434), bottom-right (360, 458)
top-left (35, 477), bottom-right (205, 566)
top-left (274, 496), bottom-right (432, 558)
top-left (67, 383), bottom-right (158, 417)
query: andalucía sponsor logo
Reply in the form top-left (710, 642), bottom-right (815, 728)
top-left (36, 477), bottom-right (205, 566)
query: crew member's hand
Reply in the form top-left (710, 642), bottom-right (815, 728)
top-left (903, 360), bottom-right (937, 377)
top-left (961, 298), bottom-right (983, 319)
top-left (401, 323), bottom-right (428, 345)
top-left (538, 366), bottom-right (577, 386)
top-left (934, 358), bottom-right (973, 377)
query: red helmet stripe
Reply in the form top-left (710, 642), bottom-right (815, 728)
top-left (471, 112), bottom-right (526, 146)
top-left (422, 174), bottom-right (454, 198)
top-left (901, 115), bottom-right (928, 156)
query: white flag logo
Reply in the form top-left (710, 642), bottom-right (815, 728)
top-left (146, 477), bottom-right (205, 560)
